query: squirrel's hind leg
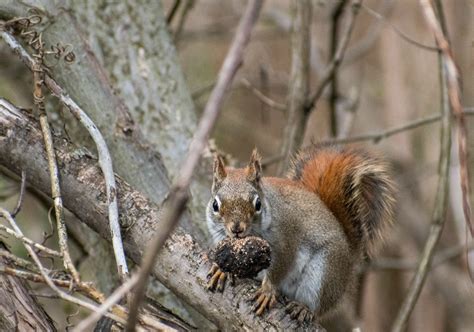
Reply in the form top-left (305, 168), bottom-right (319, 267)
top-left (285, 301), bottom-right (314, 323)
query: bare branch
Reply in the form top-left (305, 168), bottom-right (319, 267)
top-left (0, 207), bottom-right (126, 325)
top-left (125, 1), bottom-right (264, 330)
top-left (191, 81), bottom-right (216, 100)
top-left (0, 93), bottom-right (319, 331)
top-left (0, 223), bottom-right (62, 257)
top-left (370, 243), bottom-right (474, 271)
top-left (31, 41), bottom-right (80, 283)
top-left (10, 170), bottom-right (25, 217)
top-left (240, 78), bottom-right (286, 111)
top-left (0, 248), bottom-right (40, 272)
top-left (276, 0), bottom-right (312, 175)
top-left (0, 27), bottom-right (129, 280)
top-left (0, 243), bottom-right (56, 331)
top-left (0, 210), bottom-right (172, 330)
top-left (305, 0), bottom-right (362, 115)
top-left (418, 0), bottom-right (472, 238)
top-left (344, 0), bottom-right (395, 64)
top-left (391, 2), bottom-right (455, 330)
top-left (319, 110), bottom-right (474, 145)
top-left (166, 0), bottom-right (182, 25)
top-left (328, 0), bottom-right (348, 137)
top-left (73, 273), bottom-right (139, 332)
top-left (174, 0), bottom-right (196, 42)
top-left (361, 3), bottom-right (440, 52)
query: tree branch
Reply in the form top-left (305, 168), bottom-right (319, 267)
top-left (276, 0), bottom-right (312, 175)
top-left (318, 109), bottom-right (474, 145)
top-left (0, 102), bottom-right (321, 331)
top-left (305, 0), bottom-right (361, 114)
top-left (0, 243), bottom-right (56, 331)
top-left (328, 0), bottom-right (348, 137)
top-left (419, 0), bottom-right (472, 238)
top-left (391, 1), bottom-right (453, 330)
top-left (126, 1), bottom-right (264, 329)
top-left (0, 28), bottom-right (129, 280)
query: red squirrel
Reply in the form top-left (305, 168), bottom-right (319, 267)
top-left (206, 145), bottom-right (396, 322)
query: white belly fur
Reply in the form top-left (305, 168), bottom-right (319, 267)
top-left (279, 247), bottom-right (326, 311)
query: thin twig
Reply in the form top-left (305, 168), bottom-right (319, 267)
top-left (419, 0), bottom-right (472, 239)
top-left (305, 0), bottom-right (362, 114)
top-left (2, 264), bottom-right (174, 331)
top-left (344, 0), bottom-right (396, 64)
top-left (262, 106), bottom-right (471, 192)
top-left (0, 248), bottom-right (40, 272)
top-left (361, 3), bottom-right (440, 52)
top-left (391, 2), bottom-right (454, 330)
top-left (28, 292), bottom-right (61, 299)
top-left (0, 28), bottom-right (129, 281)
top-left (328, 0), bottom-right (348, 137)
top-left (174, 0), bottom-right (196, 42)
top-left (73, 273), bottom-right (173, 332)
top-left (240, 78), bottom-right (286, 111)
top-left (335, 87), bottom-right (361, 139)
top-left (276, 0), bottom-right (312, 175)
top-left (370, 243), bottom-right (474, 271)
top-left (0, 223), bottom-right (62, 257)
top-left (191, 81), bottom-right (216, 100)
top-left (33, 53), bottom-right (80, 283)
top-left (0, 207), bottom-right (126, 324)
top-left (0, 210), bottom-right (171, 330)
top-left (0, 99), bottom-right (324, 330)
top-left (10, 170), bottom-right (26, 217)
top-left (319, 110), bottom-right (474, 145)
top-left (125, 1), bottom-right (264, 330)
top-left (166, 0), bottom-right (181, 25)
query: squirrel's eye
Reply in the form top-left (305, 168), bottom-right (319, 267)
top-left (254, 197), bottom-right (261, 212)
top-left (212, 199), bottom-right (219, 213)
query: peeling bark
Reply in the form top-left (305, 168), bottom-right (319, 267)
top-left (0, 103), bottom-right (323, 330)
top-left (0, 243), bottom-right (56, 332)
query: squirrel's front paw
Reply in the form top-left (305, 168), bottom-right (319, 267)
top-left (285, 301), bottom-right (314, 323)
top-left (206, 263), bottom-right (231, 292)
top-left (252, 285), bottom-right (278, 316)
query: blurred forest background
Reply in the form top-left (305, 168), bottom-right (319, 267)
top-left (0, 0), bottom-right (473, 331)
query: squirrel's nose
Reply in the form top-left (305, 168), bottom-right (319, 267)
top-left (231, 224), bottom-right (244, 237)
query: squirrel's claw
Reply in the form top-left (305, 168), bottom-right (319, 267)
top-left (206, 263), bottom-right (227, 292)
top-left (252, 288), bottom-right (277, 316)
top-left (285, 301), bottom-right (314, 323)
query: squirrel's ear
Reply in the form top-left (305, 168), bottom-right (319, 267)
top-left (212, 154), bottom-right (227, 191)
top-left (247, 148), bottom-right (262, 185)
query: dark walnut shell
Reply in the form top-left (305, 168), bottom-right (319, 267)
top-left (208, 236), bottom-right (271, 278)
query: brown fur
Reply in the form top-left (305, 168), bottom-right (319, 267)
top-left (288, 145), bottom-right (396, 254)
top-left (207, 146), bottom-right (396, 319)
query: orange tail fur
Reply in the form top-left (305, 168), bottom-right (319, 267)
top-left (288, 145), bottom-right (396, 253)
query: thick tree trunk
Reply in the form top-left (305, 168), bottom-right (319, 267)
top-left (0, 102), bottom-right (323, 330)
top-left (0, 1), bottom-right (211, 240)
top-left (67, 0), bottom-right (213, 239)
top-left (0, 1), bottom-right (211, 325)
top-left (0, 243), bottom-right (56, 332)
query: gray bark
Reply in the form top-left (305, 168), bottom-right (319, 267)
top-left (276, 0), bottom-right (311, 175)
top-left (0, 0), bottom-right (210, 240)
top-left (66, 0), bottom-right (213, 239)
top-left (0, 0), bottom-right (211, 326)
top-left (0, 102), bottom-right (322, 331)
top-left (0, 243), bottom-right (57, 332)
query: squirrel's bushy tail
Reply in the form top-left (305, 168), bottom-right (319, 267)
top-left (288, 145), bottom-right (396, 254)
